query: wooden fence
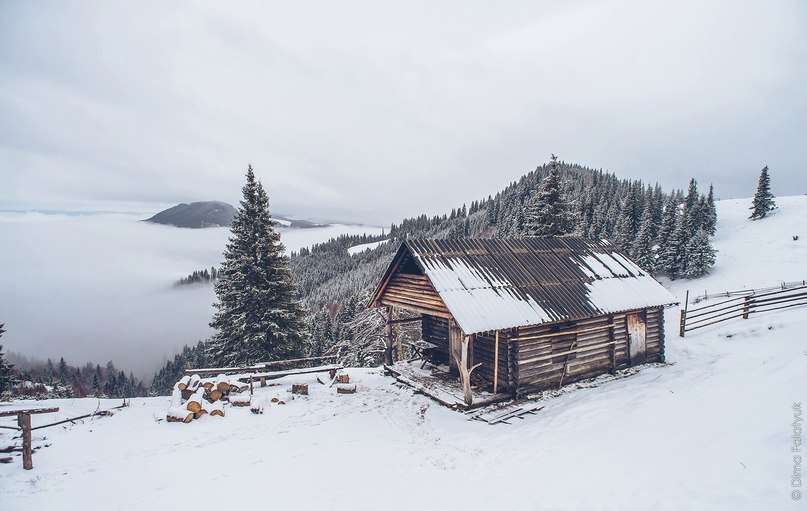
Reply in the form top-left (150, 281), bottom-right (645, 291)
top-left (690, 280), bottom-right (807, 304)
top-left (679, 284), bottom-right (807, 337)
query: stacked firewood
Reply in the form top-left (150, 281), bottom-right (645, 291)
top-left (166, 374), bottom-right (252, 423)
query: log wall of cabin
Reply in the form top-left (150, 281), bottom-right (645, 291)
top-left (645, 307), bottom-right (665, 361)
top-left (470, 331), bottom-right (510, 391)
top-left (378, 273), bottom-right (451, 319)
top-left (421, 315), bottom-right (450, 365)
top-left (512, 307), bottom-right (665, 395)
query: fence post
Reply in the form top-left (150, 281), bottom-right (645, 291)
top-left (679, 290), bottom-right (689, 337)
top-left (742, 295), bottom-right (750, 319)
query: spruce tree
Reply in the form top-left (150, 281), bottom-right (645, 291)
top-left (683, 178), bottom-right (704, 237)
top-left (632, 203), bottom-right (656, 274)
top-left (749, 166), bottom-right (776, 220)
top-left (524, 154), bottom-right (574, 237)
top-left (208, 165), bottom-right (307, 366)
top-left (704, 184), bottom-right (717, 235)
top-left (0, 324), bottom-right (15, 395)
top-left (659, 213), bottom-right (687, 279)
top-left (682, 229), bottom-right (717, 278)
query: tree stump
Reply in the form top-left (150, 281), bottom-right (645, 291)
top-left (337, 374), bottom-right (350, 384)
top-left (292, 383), bottom-right (308, 395)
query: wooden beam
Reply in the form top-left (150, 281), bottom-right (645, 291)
top-left (387, 316), bottom-right (424, 325)
top-left (19, 413), bottom-right (32, 470)
top-left (394, 308), bottom-right (403, 362)
top-left (518, 340), bottom-right (617, 365)
top-left (385, 307), bottom-right (394, 365)
top-left (512, 323), bottom-right (615, 342)
top-left (493, 330), bottom-right (500, 395)
top-left (0, 407), bottom-right (59, 417)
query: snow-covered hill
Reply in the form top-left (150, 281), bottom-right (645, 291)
top-left (1, 197), bottom-right (805, 510)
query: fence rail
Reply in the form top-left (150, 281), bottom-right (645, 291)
top-left (690, 280), bottom-right (807, 304)
top-left (679, 285), bottom-right (807, 336)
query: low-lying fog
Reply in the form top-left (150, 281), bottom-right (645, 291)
top-left (0, 212), bottom-right (382, 379)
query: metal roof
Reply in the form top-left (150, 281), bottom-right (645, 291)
top-left (373, 238), bottom-right (679, 334)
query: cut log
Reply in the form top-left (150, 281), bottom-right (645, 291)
top-left (336, 384), bottom-right (357, 394)
top-left (250, 405), bottom-right (263, 414)
top-left (201, 381), bottom-right (214, 392)
top-left (291, 383), bottom-right (308, 395)
top-left (181, 389), bottom-right (195, 401)
top-left (177, 375), bottom-right (191, 391)
top-left (270, 397), bottom-right (279, 403)
top-left (229, 383), bottom-right (249, 394)
top-left (337, 374), bottom-right (350, 384)
top-left (166, 407), bottom-right (193, 423)
top-left (216, 380), bottom-right (231, 394)
top-left (193, 409), bottom-right (207, 419)
top-left (230, 394), bottom-right (251, 407)
top-left (187, 374), bottom-right (201, 390)
top-left (170, 389), bottom-right (182, 408)
top-left (203, 400), bottom-right (224, 417)
top-left (207, 389), bottom-right (223, 402)
top-left (185, 388), bottom-right (205, 413)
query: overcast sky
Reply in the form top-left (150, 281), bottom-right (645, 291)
top-left (1, 1), bottom-right (805, 225)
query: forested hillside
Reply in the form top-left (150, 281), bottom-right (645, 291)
top-left (151, 160), bottom-right (716, 393)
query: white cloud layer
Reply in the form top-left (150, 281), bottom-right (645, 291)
top-left (0, 212), bottom-right (381, 376)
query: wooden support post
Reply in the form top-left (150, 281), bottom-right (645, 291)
top-left (259, 376), bottom-right (266, 387)
top-left (742, 295), bottom-right (750, 319)
top-left (493, 330), bottom-right (500, 395)
top-left (607, 316), bottom-right (616, 374)
top-left (394, 309), bottom-right (403, 362)
top-left (679, 290), bottom-right (689, 337)
top-left (469, 333), bottom-right (475, 368)
top-left (18, 413), bottom-right (32, 470)
top-left (384, 307), bottom-right (394, 365)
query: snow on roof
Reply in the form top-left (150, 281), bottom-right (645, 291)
top-left (377, 238), bottom-right (678, 334)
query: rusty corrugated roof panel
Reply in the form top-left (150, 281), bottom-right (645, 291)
top-left (388, 237), bottom-right (678, 334)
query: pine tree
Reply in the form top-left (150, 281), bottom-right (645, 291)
top-left (749, 166), bottom-right (776, 220)
top-left (91, 374), bottom-right (100, 396)
top-left (58, 357), bottom-right (68, 384)
top-left (524, 154), bottom-right (574, 237)
top-left (659, 213), bottom-right (687, 279)
top-left (632, 202), bottom-right (656, 274)
top-left (208, 165), bottom-right (307, 366)
top-left (704, 184), bottom-right (717, 235)
top-left (0, 324), bottom-right (15, 395)
top-left (44, 358), bottom-right (54, 385)
top-left (683, 178), bottom-right (704, 237)
top-left (682, 229), bottom-right (717, 278)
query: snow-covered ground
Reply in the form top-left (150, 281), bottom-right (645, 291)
top-left (1, 197), bottom-right (805, 510)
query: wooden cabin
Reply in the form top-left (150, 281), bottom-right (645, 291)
top-left (370, 238), bottom-right (678, 397)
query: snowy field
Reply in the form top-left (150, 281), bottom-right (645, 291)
top-left (0, 211), bottom-right (382, 377)
top-left (1, 197), bottom-right (806, 510)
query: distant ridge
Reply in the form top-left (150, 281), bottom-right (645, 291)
top-left (145, 201), bottom-right (236, 228)
top-left (145, 201), bottom-right (329, 229)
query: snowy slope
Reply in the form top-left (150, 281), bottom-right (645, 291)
top-left (1, 197), bottom-right (805, 510)
top-left (347, 239), bottom-right (389, 255)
